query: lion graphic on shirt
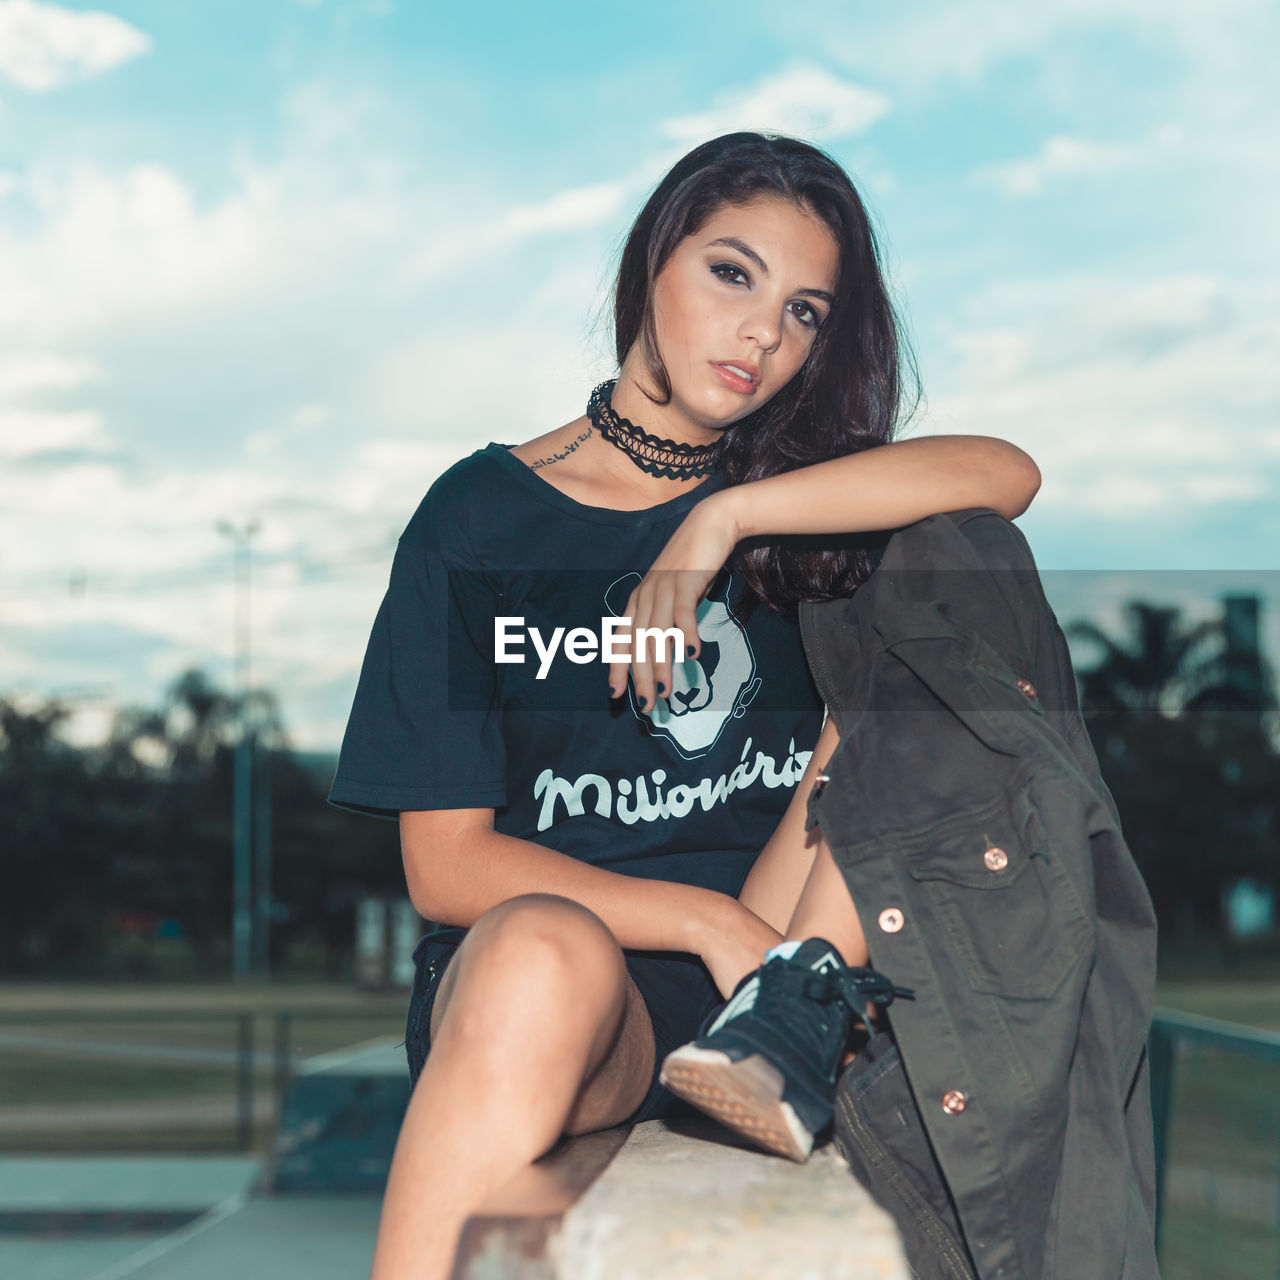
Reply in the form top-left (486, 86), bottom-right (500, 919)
top-left (603, 569), bottom-right (762, 759)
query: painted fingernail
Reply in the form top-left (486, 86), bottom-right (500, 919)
top-left (686, 644), bottom-right (696, 657)
top-left (656, 681), bottom-right (666, 695)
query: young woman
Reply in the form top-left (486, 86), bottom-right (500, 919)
top-left (329, 131), bottom-right (1040, 1279)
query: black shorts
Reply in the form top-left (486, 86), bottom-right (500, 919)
top-left (405, 931), bottom-right (722, 1125)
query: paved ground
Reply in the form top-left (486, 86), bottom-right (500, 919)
top-left (0, 1234), bottom-right (175, 1280)
top-left (0, 1157), bottom-right (267, 1280)
top-left (0, 1196), bottom-right (381, 1280)
top-left (0, 1156), bottom-right (259, 1210)
top-left (87, 1197), bottom-right (381, 1280)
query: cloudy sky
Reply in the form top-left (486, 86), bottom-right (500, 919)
top-left (1, 0), bottom-right (1277, 749)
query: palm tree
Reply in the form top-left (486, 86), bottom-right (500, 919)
top-left (1067, 600), bottom-right (1279, 938)
top-left (1068, 601), bottom-right (1222, 723)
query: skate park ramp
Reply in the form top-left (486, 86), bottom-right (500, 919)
top-left (0, 1037), bottom-right (405, 1280)
top-left (259, 1036), bottom-right (411, 1195)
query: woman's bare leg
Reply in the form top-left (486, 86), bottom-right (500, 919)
top-left (735, 706), bottom-right (872, 1066)
top-left (736, 711), bottom-right (841, 932)
top-left (782, 834), bottom-right (868, 967)
top-left (737, 710), bottom-right (867, 966)
top-left (370, 893), bottom-right (655, 1280)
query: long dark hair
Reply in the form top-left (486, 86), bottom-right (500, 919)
top-left (611, 131), bottom-right (921, 618)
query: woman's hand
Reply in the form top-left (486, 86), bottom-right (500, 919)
top-left (691, 895), bottom-right (786, 999)
top-left (606, 492), bottom-right (741, 712)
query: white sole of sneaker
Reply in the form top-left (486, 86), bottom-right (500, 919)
top-left (658, 1045), bottom-right (814, 1163)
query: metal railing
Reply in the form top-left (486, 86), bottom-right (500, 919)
top-left (1150, 1006), bottom-right (1280, 1268)
top-left (0, 1007), bottom-right (401, 1152)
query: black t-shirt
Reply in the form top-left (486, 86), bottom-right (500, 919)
top-left (328, 442), bottom-right (826, 907)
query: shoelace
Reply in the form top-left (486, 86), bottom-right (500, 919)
top-left (700, 961), bottom-right (916, 1043)
top-left (799, 966), bottom-right (915, 1039)
top-left (757, 959), bottom-right (913, 1041)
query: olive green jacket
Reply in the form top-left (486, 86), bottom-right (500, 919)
top-left (799, 508), bottom-right (1160, 1280)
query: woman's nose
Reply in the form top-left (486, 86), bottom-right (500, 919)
top-left (738, 305), bottom-right (780, 353)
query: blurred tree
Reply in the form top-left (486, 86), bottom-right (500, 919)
top-left (0, 670), bottom-right (401, 977)
top-left (0, 699), bottom-right (109, 971)
top-left (104, 670), bottom-right (283, 973)
top-left (1068, 599), bottom-right (1279, 938)
top-left (1070, 601), bottom-right (1222, 721)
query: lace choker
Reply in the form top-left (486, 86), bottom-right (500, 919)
top-left (586, 379), bottom-right (723, 481)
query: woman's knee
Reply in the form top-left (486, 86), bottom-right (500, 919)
top-left (444, 895), bottom-right (627, 1033)
top-left (472, 894), bottom-right (620, 965)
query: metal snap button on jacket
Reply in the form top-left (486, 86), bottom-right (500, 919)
top-left (1016, 677), bottom-right (1037, 698)
top-left (878, 907), bottom-right (904, 933)
top-left (984, 846), bottom-right (1009, 871)
top-left (942, 1090), bottom-right (967, 1115)
top-left (812, 770), bottom-right (830, 799)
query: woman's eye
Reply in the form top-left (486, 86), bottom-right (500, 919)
top-left (789, 301), bottom-right (821, 329)
top-left (710, 262), bottom-right (748, 285)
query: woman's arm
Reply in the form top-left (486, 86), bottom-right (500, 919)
top-left (401, 807), bottom-right (782, 993)
top-left (718, 434), bottom-right (1041, 540)
top-left (606, 435), bottom-right (1039, 708)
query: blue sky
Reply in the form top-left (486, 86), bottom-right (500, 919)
top-left (1, 0), bottom-right (1277, 748)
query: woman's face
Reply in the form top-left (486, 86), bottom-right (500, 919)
top-left (633, 195), bottom-right (840, 433)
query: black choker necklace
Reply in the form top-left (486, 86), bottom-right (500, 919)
top-left (587, 379), bottom-right (723, 481)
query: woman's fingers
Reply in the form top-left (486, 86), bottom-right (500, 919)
top-left (607, 608), bottom-right (632, 700)
top-left (605, 572), bottom-right (704, 708)
top-left (674, 572), bottom-right (704, 665)
top-left (648, 576), bottom-right (684, 708)
top-left (631, 577), bottom-right (677, 712)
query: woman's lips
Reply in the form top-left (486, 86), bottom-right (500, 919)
top-left (711, 362), bottom-right (757, 394)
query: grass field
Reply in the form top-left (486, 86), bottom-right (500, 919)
top-left (0, 981), bottom-right (409, 1153)
top-left (0, 979), bottom-right (407, 1017)
top-left (1157, 982), bottom-right (1280, 1030)
top-left (1161, 1203), bottom-right (1277, 1280)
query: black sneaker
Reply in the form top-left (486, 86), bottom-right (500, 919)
top-left (659, 938), bottom-right (913, 1162)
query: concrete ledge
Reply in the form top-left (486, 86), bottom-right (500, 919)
top-left (456, 1115), bottom-right (910, 1280)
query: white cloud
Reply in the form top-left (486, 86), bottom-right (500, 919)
top-left (0, 406), bottom-right (107, 458)
top-left (660, 62), bottom-right (889, 145)
top-left (405, 180), bottom-right (629, 280)
top-left (0, 351), bottom-right (98, 396)
top-left (0, 162), bottom-right (258, 336)
top-left (917, 272), bottom-right (1280, 517)
top-left (500, 182), bottom-right (628, 237)
top-left (970, 127), bottom-right (1183, 197)
top-left (823, 0), bottom-right (1269, 91)
top-left (0, 0), bottom-right (151, 93)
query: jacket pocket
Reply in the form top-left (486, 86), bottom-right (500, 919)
top-left (905, 787), bottom-right (1093, 1000)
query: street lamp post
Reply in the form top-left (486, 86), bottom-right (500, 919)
top-left (217, 518), bottom-right (261, 983)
